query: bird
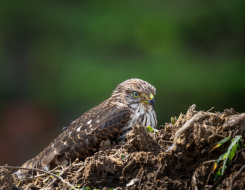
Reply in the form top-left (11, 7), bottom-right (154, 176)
top-left (18, 78), bottom-right (157, 176)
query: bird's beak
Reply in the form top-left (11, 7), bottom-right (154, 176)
top-left (147, 93), bottom-right (155, 108)
top-left (140, 93), bottom-right (155, 108)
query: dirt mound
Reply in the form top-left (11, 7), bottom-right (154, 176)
top-left (0, 168), bottom-right (13, 190)
top-left (2, 105), bottom-right (245, 189)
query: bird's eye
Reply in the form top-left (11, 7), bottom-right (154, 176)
top-left (132, 91), bottom-right (140, 98)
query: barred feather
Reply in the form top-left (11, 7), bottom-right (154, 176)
top-left (18, 78), bottom-right (156, 177)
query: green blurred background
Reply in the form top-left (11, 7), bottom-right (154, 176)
top-left (0, 1), bottom-right (244, 166)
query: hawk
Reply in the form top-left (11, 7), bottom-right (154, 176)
top-left (18, 79), bottom-right (157, 175)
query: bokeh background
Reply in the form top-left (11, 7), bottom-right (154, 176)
top-left (0, 1), bottom-right (244, 166)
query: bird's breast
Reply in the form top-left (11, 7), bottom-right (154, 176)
top-left (119, 104), bottom-right (157, 140)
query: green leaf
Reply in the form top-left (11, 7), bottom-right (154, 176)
top-left (216, 152), bottom-right (228, 166)
top-left (214, 169), bottom-right (221, 181)
top-left (227, 141), bottom-right (238, 164)
top-left (121, 154), bottom-right (125, 160)
top-left (171, 117), bottom-right (176, 124)
top-left (70, 185), bottom-right (86, 190)
top-left (237, 139), bottom-right (243, 150)
top-left (70, 186), bottom-right (79, 190)
top-left (221, 136), bottom-right (242, 175)
top-left (145, 126), bottom-right (154, 132)
top-left (211, 137), bottom-right (230, 151)
top-left (82, 188), bottom-right (91, 190)
top-left (145, 126), bottom-right (159, 133)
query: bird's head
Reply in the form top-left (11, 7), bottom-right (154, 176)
top-left (111, 78), bottom-right (156, 108)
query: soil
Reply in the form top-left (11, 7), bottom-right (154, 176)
top-left (1, 105), bottom-right (245, 190)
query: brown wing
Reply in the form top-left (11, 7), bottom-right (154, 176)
top-left (21, 101), bottom-right (131, 172)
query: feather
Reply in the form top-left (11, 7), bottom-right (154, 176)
top-left (17, 79), bottom-right (157, 177)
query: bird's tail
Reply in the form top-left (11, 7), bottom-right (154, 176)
top-left (14, 154), bottom-right (49, 178)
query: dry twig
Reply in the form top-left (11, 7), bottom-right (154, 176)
top-left (204, 162), bottom-right (215, 189)
top-left (174, 112), bottom-right (216, 142)
top-left (23, 165), bottom-right (63, 179)
top-left (230, 164), bottom-right (245, 190)
top-left (0, 166), bottom-right (79, 190)
top-left (46, 164), bottom-right (72, 188)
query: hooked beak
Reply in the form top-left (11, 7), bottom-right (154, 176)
top-left (140, 93), bottom-right (155, 108)
top-left (148, 98), bottom-right (155, 108)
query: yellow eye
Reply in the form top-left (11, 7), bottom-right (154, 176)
top-left (132, 91), bottom-right (140, 98)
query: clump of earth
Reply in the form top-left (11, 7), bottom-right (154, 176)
top-left (1, 105), bottom-right (245, 190)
